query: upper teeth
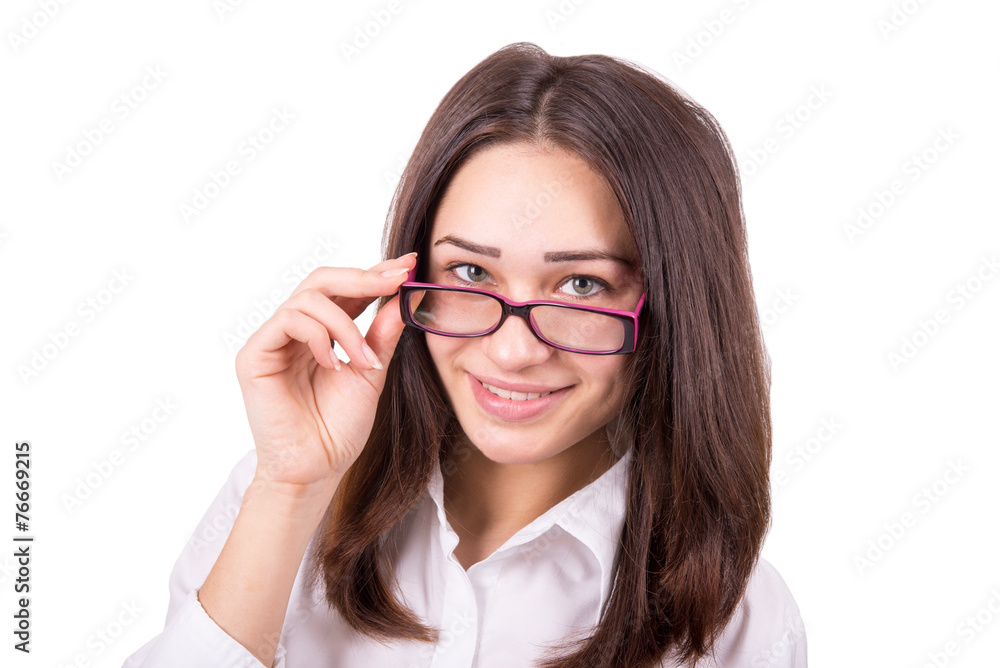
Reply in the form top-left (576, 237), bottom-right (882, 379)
top-left (481, 381), bottom-right (552, 401)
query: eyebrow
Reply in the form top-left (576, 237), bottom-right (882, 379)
top-left (433, 234), bottom-right (635, 267)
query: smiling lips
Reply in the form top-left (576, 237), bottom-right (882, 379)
top-left (467, 373), bottom-right (569, 421)
top-left (480, 382), bottom-right (552, 401)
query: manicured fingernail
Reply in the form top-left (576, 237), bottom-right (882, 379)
top-left (380, 267), bottom-right (410, 278)
top-left (361, 341), bottom-right (383, 370)
top-left (401, 251), bottom-right (418, 258)
top-left (329, 348), bottom-right (342, 371)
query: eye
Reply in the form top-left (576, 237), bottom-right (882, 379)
top-left (444, 262), bottom-right (612, 300)
top-left (565, 277), bottom-right (596, 296)
top-left (451, 263), bottom-right (491, 284)
top-left (558, 275), bottom-right (607, 298)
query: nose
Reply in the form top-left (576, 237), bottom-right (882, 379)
top-left (482, 312), bottom-right (554, 370)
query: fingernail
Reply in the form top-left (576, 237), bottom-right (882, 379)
top-left (380, 267), bottom-right (410, 278)
top-left (329, 348), bottom-right (342, 371)
top-left (361, 341), bottom-right (383, 370)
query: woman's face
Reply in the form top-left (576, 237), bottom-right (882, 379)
top-left (424, 142), bottom-right (644, 465)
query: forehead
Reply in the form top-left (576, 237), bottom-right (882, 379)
top-left (429, 143), bottom-right (637, 266)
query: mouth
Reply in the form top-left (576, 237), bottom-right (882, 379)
top-left (479, 381), bottom-right (553, 401)
top-left (467, 373), bottom-right (570, 422)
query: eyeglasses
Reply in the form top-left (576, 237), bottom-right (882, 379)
top-left (397, 263), bottom-right (645, 355)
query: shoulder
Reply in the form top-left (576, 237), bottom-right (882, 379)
top-left (742, 558), bottom-right (804, 628)
top-left (698, 558), bottom-right (807, 668)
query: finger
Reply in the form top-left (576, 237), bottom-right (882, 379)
top-left (244, 307), bottom-right (341, 372)
top-left (361, 292), bottom-right (408, 370)
top-left (281, 288), bottom-right (385, 372)
top-left (288, 255), bottom-right (417, 319)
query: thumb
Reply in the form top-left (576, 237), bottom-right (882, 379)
top-left (362, 293), bottom-right (408, 369)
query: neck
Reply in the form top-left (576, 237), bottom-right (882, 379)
top-left (441, 428), bottom-right (619, 553)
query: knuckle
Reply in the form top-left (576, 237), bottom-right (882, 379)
top-left (304, 266), bottom-right (333, 282)
top-left (272, 306), bottom-right (297, 325)
top-left (309, 318), bottom-right (331, 340)
top-left (234, 346), bottom-right (255, 378)
top-left (287, 287), bottom-right (319, 305)
top-left (292, 287), bottom-right (335, 312)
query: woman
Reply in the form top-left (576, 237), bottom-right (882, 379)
top-left (126, 42), bottom-right (805, 667)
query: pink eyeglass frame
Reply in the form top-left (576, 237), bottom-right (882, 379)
top-left (397, 263), bottom-right (645, 355)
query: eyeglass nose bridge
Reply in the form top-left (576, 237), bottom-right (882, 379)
top-left (491, 300), bottom-right (547, 342)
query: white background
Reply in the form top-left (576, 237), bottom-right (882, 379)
top-left (2, 1), bottom-right (998, 666)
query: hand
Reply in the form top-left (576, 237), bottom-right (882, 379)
top-left (233, 252), bottom-right (416, 497)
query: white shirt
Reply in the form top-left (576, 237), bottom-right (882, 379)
top-left (124, 447), bottom-right (806, 667)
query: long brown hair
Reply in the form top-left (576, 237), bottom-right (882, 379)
top-left (306, 42), bottom-right (772, 667)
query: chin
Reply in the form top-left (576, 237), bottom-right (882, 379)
top-left (478, 443), bottom-right (557, 467)
top-left (460, 419), bottom-right (560, 465)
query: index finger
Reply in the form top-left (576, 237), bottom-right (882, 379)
top-left (288, 257), bottom-right (416, 319)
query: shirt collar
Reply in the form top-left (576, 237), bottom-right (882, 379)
top-left (425, 445), bottom-right (632, 613)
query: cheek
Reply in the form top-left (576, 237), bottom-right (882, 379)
top-left (424, 334), bottom-right (465, 380)
top-left (590, 358), bottom-right (634, 407)
top-left (589, 357), bottom-right (627, 386)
